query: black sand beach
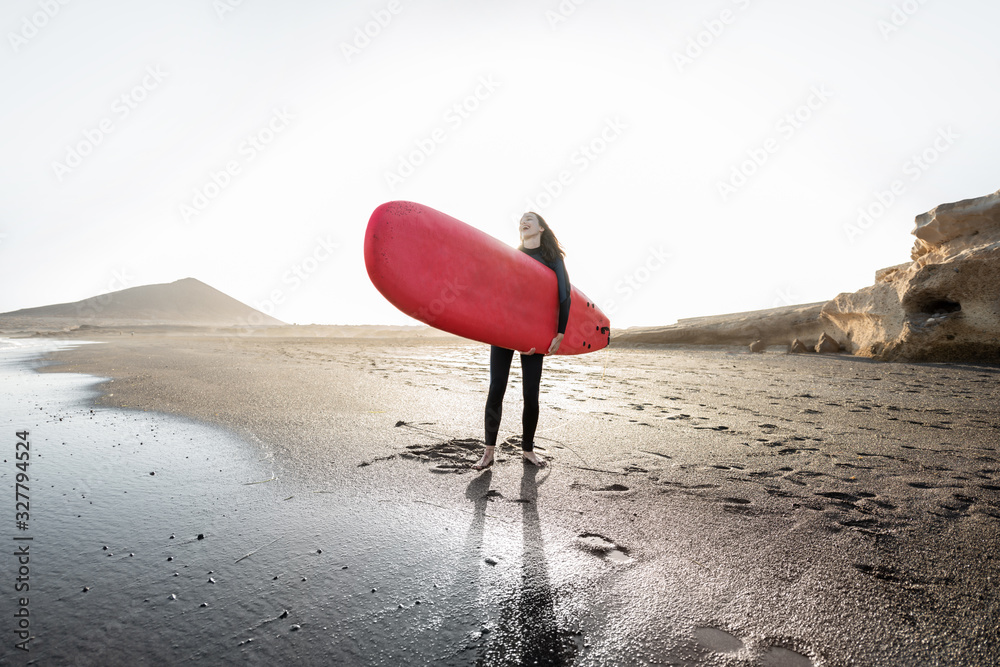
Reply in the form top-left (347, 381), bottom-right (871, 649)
top-left (3, 334), bottom-right (999, 665)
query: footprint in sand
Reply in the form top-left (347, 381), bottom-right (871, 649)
top-left (695, 628), bottom-right (813, 667)
top-left (760, 646), bottom-right (813, 666)
top-left (597, 483), bottom-right (630, 492)
top-left (720, 496), bottom-right (758, 515)
top-left (576, 533), bottom-right (631, 563)
top-left (694, 626), bottom-right (744, 654)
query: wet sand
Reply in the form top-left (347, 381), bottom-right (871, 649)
top-left (5, 334), bottom-right (1000, 665)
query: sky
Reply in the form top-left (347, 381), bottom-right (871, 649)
top-left (2, 0), bottom-right (999, 328)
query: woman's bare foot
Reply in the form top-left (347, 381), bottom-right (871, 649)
top-left (522, 451), bottom-right (546, 467)
top-left (472, 446), bottom-right (495, 471)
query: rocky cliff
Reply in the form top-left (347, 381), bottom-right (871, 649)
top-left (823, 188), bottom-right (1000, 362)
top-left (613, 302), bottom-right (828, 347)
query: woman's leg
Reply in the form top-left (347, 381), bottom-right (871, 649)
top-left (476, 345), bottom-right (514, 469)
top-left (520, 351), bottom-right (545, 463)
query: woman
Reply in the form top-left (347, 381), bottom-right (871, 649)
top-left (472, 211), bottom-right (571, 470)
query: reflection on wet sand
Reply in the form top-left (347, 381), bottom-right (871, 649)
top-left (470, 465), bottom-right (578, 666)
top-left (34, 335), bottom-right (1000, 665)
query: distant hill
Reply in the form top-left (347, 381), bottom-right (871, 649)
top-left (0, 278), bottom-right (284, 329)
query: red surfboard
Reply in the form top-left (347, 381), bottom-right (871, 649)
top-left (364, 201), bottom-right (610, 355)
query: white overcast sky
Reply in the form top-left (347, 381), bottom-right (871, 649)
top-left (2, 0), bottom-right (998, 328)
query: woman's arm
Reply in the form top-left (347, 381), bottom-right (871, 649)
top-left (555, 258), bottom-right (571, 335)
top-left (527, 255), bottom-right (571, 355)
top-left (544, 257), bottom-right (571, 353)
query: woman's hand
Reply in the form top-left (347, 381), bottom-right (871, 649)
top-left (521, 334), bottom-right (563, 355)
top-left (547, 333), bottom-right (563, 355)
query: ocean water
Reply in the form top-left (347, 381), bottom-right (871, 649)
top-left (0, 339), bottom-right (592, 666)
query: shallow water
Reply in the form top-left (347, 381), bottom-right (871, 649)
top-left (0, 342), bottom-right (476, 663)
top-left (0, 340), bottom-right (621, 666)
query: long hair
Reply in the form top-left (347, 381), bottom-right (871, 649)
top-left (519, 212), bottom-right (566, 264)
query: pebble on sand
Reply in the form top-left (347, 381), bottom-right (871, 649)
top-left (197, 533), bottom-right (205, 540)
top-left (815, 332), bottom-right (842, 353)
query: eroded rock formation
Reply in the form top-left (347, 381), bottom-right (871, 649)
top-left (822, 188), bottom-right (1000, 362)
top-left (612, 302), bottom-right (828, 347)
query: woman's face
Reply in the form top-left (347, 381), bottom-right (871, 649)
top-left (519, 213), bottom-right (541, 240)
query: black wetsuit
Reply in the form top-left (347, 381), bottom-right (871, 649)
top-left (484, 245), bottom-right (571, 452)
